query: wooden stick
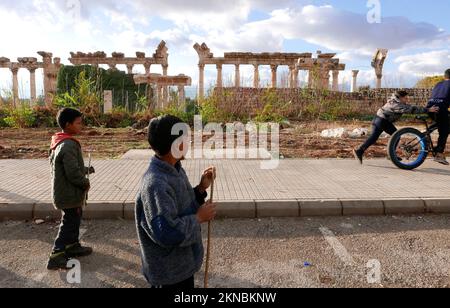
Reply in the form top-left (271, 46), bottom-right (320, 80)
top-left (204, 176), bottom-right (214, 288)
top-left (85, 153), bottom-right (92, 207)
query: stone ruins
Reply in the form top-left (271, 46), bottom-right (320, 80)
top-left (133, 74), bottom-right (192, 109)
top-left (193, 42), bottom-right (346, 99)
top-left (372, 48), bottom-right (388, 89)
top-left (0, 40), bottom-right (392, 110)
top-left (0, 52), bottom-right (61, 107)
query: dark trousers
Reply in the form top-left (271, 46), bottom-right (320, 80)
top-left (53, 207), bottom-right (83, 253)
top-left (151, 276), bottom-right (195, 289)
top-left (430, 111), bottom-right (449, 154)
top-left (358, 116), bottom-right (397, 154)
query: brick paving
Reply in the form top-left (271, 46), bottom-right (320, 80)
top-left (2, 158), bottom-right (450, 204)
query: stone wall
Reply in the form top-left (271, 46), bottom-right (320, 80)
top-left (215, 87), bottom-right (433, 118)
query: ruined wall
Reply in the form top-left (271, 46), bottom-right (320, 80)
top-left (215, 88), bottom-right (433, 118)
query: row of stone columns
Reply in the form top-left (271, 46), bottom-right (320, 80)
top-left (9, 65), bottom-right (39, 106)
top-left (199, 64), bottom-right (344, 97)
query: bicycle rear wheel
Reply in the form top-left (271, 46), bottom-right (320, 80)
top-left (388, 128), bottom-right (429, 170)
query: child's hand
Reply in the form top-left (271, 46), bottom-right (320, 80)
top-left (429, 106), bottom-right (440, 113)
top-left (196, 200), bottom-right (216, 224)
top-left (199, 167), bottom-right (216, 193)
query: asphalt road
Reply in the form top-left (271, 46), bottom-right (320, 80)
top-left (0, 215), bottom-right (449, 288)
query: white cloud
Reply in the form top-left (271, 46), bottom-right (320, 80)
top-left (234, 5), bottom-right (448, 53)
top-left (395, 50), bottom-right (450, 77)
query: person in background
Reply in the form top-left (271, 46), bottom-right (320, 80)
top-left (353, 90), bottom-right (439, 164)
top-left (426, 69), bottom-right (450, 165)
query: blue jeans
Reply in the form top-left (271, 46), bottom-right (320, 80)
top-left (429, 111), bottom-right (449, 154)
top-left (358, 116), bottom-right (397, 154)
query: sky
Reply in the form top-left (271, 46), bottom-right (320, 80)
top-left (0, 0), bottom-right (449, 98)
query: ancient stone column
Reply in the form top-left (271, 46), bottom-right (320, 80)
top-left (126, 64), bottom-right (134, 74)
top-left (293, 68), bottom-right (299, 89)
top-left (38, 52), bottom-right (52, 106)
top-left (178, 85), bottom-right (185, 106)
top-left (332, 70), bottom-right (339, 91)
top-left (11, 65), bottom-right (19, 107)
top-left (307, 70), bottom-right (314, 88)
top-left (320, 69), bottom-right (330, 90)
top-left (29, 68), bottom-right (37, 105)
top-left (234, 64), bottom-right (240, 88)
top-left (271, 64), bottom-right (278, 88)
top-left (216, 64), bottom-right (223, 89)
top-left (144, 63), bottom-right (151, 74)
top-left (376, 74), bottom-right (382, 89)
top-left (289, 66), bottom-right (297, 88)
top-left (162, 65), bottom-right (169, 103)
top-left (351, 70), bottom-right (359, 93)
top-left (198, 64), bottom-right (205, 100)
top-left (156, 85), bottom-right (164, 110)
top-left (253, 64), bottom-right (259, 88)
top-left (371, 49), bottom-right (388, 89)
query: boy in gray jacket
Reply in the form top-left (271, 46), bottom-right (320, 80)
top-left (353, 91), bottom-right (439, 164)
top-left (48, 108), bottom-right (94, 270)
top-left (135, 115), bottom-right (216, 288)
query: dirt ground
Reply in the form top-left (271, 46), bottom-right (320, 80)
top-left (0, 120), bottom-right (433, 160)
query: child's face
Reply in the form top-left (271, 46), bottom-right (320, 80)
top-left (399, 96), bottom-right (409, 104)
top-left (65, 117), bottom-right (83, 135)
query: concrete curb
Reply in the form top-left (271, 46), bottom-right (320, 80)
top-left (256, 200), bottom-right (299, 217)
top-left (423, 199), bottom-right (450, 214)
top-left (0, 203), bottom-right (33, 221)
top-left (299, 199), bottom-right (342, 217)
top-left (0, 198), bottom-right (449, 221)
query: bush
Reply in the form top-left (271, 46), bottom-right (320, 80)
top-left (0, 106), bottom-right (8, 127)
top-left (100, 107), bottom-right (135, 128)
top-left (3, 105), bottom-right (36, 128)
top-left (57, 65), bottom-right (150, 111)
top-left (155, 100), bottom-right (198, 125)
top-left (254, 89), bottom-right (290, 123)
top-left (55, 71), bottom-right (103, 126)
top-left (33, 106), bottom-right (57, 127)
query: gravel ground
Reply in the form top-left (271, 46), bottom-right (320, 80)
top-left (0, 215), bottom-right (449, 288)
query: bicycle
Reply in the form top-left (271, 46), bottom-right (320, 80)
top-left (387, 115), bottom-right (440, 170)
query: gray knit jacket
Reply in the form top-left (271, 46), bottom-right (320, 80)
top-left (377, 94), bottom-right (429, 123)
top-left (135, 156), bottom-right (207, 286)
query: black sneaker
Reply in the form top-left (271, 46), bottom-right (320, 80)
top-left (47, 251), bottom-right (69, 271)
top-left (65, 243), bottom-right (93, 258)
top-left (353, 149), bottom-right (363, 165)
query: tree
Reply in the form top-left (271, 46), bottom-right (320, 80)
top-left (415, 76), bottom-right (445, 89)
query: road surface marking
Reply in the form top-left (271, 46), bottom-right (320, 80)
top-left (319, 227), bottom-right (355, 266)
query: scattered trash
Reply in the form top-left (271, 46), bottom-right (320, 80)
top-left (321, 128), bottom-right (348, 138)
top-left (348, 128), bottom-right (369, 138)
top-left (34, 219), bottom-right (45, 225)
top-left (319, 275), bottom-right (334, 284)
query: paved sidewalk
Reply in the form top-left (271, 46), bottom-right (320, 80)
top-left (1, 158), bottom-right (450, 220)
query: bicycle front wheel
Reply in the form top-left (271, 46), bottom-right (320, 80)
top-left (388, 128), bottom-right (429, 170)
